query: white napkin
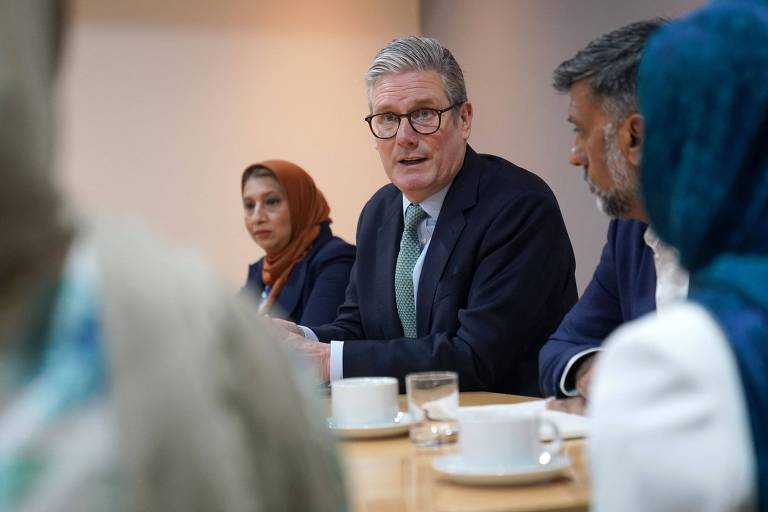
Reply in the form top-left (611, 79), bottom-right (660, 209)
top-left (458, 400), bottom-right (591, 440)
top-left (410, 395), bottom-right (459, 421)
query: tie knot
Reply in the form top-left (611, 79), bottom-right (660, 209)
top-left (404, 203), bottom-right (428, 231)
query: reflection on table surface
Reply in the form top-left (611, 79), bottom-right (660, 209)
top-left (333, 392), bottom-right (590, 512)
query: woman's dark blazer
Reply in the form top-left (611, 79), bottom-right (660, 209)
top-left (244, 222), bottom-right (355, 325)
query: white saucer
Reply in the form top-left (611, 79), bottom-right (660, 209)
top-left (327, 412), bottom-right (415, 440)
top-left (432, 454), bottom-right (571, 486)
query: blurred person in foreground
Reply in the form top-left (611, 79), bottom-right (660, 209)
top-left (0, 1), bottom-right (347, 510)
top-left (540, 19), bottom-right (689, 415)
top-left (590, 1), bottom-right (768, 510)
top-left (275, 36), bottom-right (577, 395)
top-left (241, 160), bottom-right (355, 325)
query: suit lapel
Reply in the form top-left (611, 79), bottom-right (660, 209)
top-left (375, 193), bottom-right (406, 338)
top-left (416, 147), bottom-right (480, 335)
top-left (275, 225), bottom-right (331, 319)
top-left (275, 257), bottom-right (308, 319)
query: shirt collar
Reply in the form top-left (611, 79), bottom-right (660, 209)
top-left (644, 225), bottom-right (683, 263)
top-left (643, 225), bottom-right (660, 252)
top-left (401, 182), bottom-right (452, 222)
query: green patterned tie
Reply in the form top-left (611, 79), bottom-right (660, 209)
top-left (395, 203), bottom-right (428, 338)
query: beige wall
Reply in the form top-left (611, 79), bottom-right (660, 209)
top-left (57, 0), bottom-right (419, 286)
top-left (422, 0), bottom-right (704, 291)
top-left (58, 0), bottom-right (706, 293)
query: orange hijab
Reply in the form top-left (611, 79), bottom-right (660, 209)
top-left (252, 160), bottom-right (331, 315)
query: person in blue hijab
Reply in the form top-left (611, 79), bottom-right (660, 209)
top-left (589, 1), bottom-right (768, 510)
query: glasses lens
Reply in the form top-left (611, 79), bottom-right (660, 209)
top-left (409, 109), bottom-right (440, 134)
top-left (371, 113), bottom-right (399, 138)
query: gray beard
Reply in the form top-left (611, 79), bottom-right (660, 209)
top-left (584, 123), bottom-right (639, 218)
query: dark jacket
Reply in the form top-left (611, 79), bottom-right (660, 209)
top-left (311, 147), bottom-right (577, 396)
top-left (245, 223), bottom-right (355, 325)
top-left (538, 219), bottom-right (656, 397)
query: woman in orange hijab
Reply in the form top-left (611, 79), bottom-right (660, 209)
top-left (241, 160), bottom-right (355, 325)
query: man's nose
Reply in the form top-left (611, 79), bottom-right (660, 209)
top-left (569, 145), bottom-right (587, 167)
top-left (395, 118), bottom-right (418, 147)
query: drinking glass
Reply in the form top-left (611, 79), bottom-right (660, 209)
top-left (405, 371), bottom-right (459, 447)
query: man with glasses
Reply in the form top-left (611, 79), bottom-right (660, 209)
top-left (276, 36), bottom-right (576, 395)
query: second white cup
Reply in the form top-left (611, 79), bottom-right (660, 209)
top-left (331, 377), bottom-right (399, 427)
top-left (458, 408), bottom-right (561, 470)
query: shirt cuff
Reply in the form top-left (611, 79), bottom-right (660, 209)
top-left (559, 348), bottom-right (602, 396)
top-left (330, 340), bottom-right (344, 382)
top-left (299, 325), bottom-right (319, 341)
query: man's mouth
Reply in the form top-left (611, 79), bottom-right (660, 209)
top-left (399, 157), bottom-right (427, 166)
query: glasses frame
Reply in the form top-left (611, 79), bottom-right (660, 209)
top-left (364, 103), bottom-right (461, 139)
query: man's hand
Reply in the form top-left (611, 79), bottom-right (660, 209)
top-left (271, 318), bottom-right (306, 337)
top-left (545, 396), bottom-right (587, 415)
top-left (575, 354), bottom-right (597, 400)
top-left (545, 354), bottom-right (598, 416)
top-left (283, 331), bottom-right (330, 383)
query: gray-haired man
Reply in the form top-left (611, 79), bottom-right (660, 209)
top-left (540, 19), bottom-right (689, 413)
top-left (278, 36), bottom-right (577, 395)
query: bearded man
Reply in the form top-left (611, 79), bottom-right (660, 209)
top-left (539, 19), bottom-right (689, 414)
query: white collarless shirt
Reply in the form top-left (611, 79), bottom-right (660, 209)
top-left (643, 227), bottom-right (690, 310)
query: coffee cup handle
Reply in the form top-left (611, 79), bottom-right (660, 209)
top-left (539, 418), bottom-right (562, 460)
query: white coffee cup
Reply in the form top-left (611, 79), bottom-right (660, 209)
top-left (458, 408), bottom-right (561, 469)
top-left (331, 377), bottom-right (399, 427)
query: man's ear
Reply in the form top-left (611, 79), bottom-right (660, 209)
top-left (619, 113), bottom-right (644, 168)
top-left (459, 101), bottom-right (473, 140)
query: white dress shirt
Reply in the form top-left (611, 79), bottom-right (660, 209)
top-left (558, 227), bottom-right (690, 396)
top-left (590, 302), bottom-right (755, 511)
top-left (300, 185), bottom-right (452, 382)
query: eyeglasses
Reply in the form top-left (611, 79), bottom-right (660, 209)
top-left (364, 103), bottom-right (460, 139)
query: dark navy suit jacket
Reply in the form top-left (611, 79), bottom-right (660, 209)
top-left (310, 147), bottom-right (577, 396)
top-left (538, 219), bottom-right (657, 397)
top-left (245, 223), bottom-right (355, 325)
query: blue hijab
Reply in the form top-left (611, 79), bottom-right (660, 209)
top-left (639, 0), bottom-right (768, 508)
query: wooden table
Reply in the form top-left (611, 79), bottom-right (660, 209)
top-left (335, 392), bottom-right (590, 512)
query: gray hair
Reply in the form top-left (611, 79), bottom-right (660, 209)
top-left (553, 19), bottom-right (667, 120)
top-left (365, 36), bottom-right (467, 112)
